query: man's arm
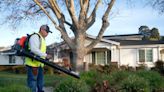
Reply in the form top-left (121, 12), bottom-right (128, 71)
top-left (29, 34), bottom-right (47, 57)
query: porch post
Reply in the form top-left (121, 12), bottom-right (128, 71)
top-left (105, 51), bottom-right (107, 64)
top-left (157, 46), bottom-right (160, 60)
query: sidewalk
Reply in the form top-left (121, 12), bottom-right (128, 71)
top-left (43, 87), bottom-right (54, 92)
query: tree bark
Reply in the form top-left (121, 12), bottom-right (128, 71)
top-left (72, 51), bottom-right (84, 71)
top-left (71, 33), bottom-right (87, 71)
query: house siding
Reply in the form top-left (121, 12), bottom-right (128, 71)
top-left (0, 55), bottom-right (24, 65)
top-left (118, 45), bottom-right (164, 68)
top-left (119, 49), bottom-right (137, 67)
top-left (110, 46), bottom-right (118, 63)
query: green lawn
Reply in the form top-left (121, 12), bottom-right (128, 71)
top-left (0, 71), bottom-right (66, 92)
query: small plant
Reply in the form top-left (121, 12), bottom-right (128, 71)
top-left (136, 63), bottom-right (147, 70)
top-left (54, 77), bottom-right (89, 92)
top-left (80, 70), bottom-right (99, 86)
top-left (108, 70), bottom-right (130, 85)
top-left (121, 75), bottom-right (150, 92)
top-left (153, 60), bottom-right (164, 75)
top-left (136, 70), bottom-right (164, 91)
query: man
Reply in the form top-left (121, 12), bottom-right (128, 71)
top-left (25, 25), bottom-right (52, 92)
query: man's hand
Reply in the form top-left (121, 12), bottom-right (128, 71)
top-left (46, 54), bottom-right (52, 59)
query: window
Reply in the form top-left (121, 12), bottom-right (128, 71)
top-left (92, 51), bottom-right (111, 65)
top-left (92, 52), bottom-right (95, 64)
top-left (9, 55), bottom-right (16, 64)
top-left (96, 51), bottom-right (106, 65)
top-left (139, 49), bottom-right (153, 62)
top-left (146, 49), bottom-right (153, 62)
top-left (139, 50), bottom-right (145, 62)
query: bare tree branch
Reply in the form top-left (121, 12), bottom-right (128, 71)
top-left (49, 0), bottom-right (75, 49)
top-left (80, 0), bottom-right (83, 9)
top-left (86, 0), bottom-right (100, 30)
top-left (86, 0), bottom-right (115, 53)
top-left (65, 0), bottom-right (78, 30)
top-left (34, 0), bottom-right (57, 26)
top-left (86, 0), bottom-right (90, 15)
top-left (79, 0), bottom-right (89, 29)
top-left (48, 0), bottom-right (61, 19)
top-left (83, 0), bottom-right (89, 20)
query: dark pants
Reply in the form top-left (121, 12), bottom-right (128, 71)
top-left (26, 66), bottom-right (44, 92)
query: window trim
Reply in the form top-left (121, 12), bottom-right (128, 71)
top-left (95, 51), bottom-right (107, 65)
top-left (138, 48), bottom-right (153, 63)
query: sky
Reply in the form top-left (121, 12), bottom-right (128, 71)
top-left (0, 0), bottom-right (164, 47)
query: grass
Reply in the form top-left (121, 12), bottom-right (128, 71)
top-left (0, 71), bottom-right (66, 92)
top-left (0, 72), bottom-right (29, 92)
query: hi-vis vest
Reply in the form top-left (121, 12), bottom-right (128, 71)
top-left (25, 33), bottom-right (46, 67)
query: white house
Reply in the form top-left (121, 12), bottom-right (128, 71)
top-left (48, 34), bottom-right (164, 68)
top-left (0, 47), bottom-right (24, 65)
top-left (104, 34), bottom-right (164, 68)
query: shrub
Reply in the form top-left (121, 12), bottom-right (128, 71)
top-left (102, 70), bottom-right (131, 91)
top-left (136, 64), bottom-right (148, 70)
top-left (12, 65), bottom-right (26, 74)
top-left (121, 75), bottom-right (150, 92)
top-left (136, 70), bottom-right (164, 91)
top-left (81, 70), bottom-right (114, 92)
top-left (80, 70), bottom-right (104, 87)
top-left (108, 70), bottom-right (130, 85)
top-left (54, 77), bottom-right (89, 92)
top-left (153, 60), bottom-right (164, 75)
top-left (89, 64), bottom-right (119, 74)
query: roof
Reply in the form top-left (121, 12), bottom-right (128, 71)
top-left (87, 35), bottom-right (120, 45)
top-left (111, 40), bottom-right (164, 46)
top-left (0, 49), bottom-right (17, 55)
top-left (103, 33), bottom-right (142, 38)
top-left (0, 46), bottom-right (11, 51)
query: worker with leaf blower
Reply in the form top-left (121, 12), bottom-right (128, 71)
top-left (13, 24), bottom-right (80, 92)
top-left (25, 25), bottom-right (52, 92)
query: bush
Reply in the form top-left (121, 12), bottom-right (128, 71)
top-left (136, 70), bottom-right (164, 91)
top-left (54, 77), bottom-right (89, 92)
top-left (81, 70), bottom-right (116, 92)
top-left (80, 70), bottom-right (103, 86)
top-left (136, 64), bottom-right (148, 70)
top-left (108, 70), bottom-right (130, 85)
top-left (153, 60), bottom-right (164, 75)
top-left (100, 70), bottom-right (130, 91)
top-left (121, 75), bottom-right (150, 92)
top-left (89, 64), bottom-right (119, 74)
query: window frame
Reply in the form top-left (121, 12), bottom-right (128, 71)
top-left (138, 48), bottom-right (153, 63)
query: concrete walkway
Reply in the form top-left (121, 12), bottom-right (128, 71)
top-left (43, 87), bottom-right (54, 92)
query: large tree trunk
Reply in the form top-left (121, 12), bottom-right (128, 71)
top-left (71, 33), bottom-right (87, 72)
top-left (72, 51), bottom-right (85, 71)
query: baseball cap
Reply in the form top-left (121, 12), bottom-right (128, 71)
top-left (40, 25), bottom-right (52, 33)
